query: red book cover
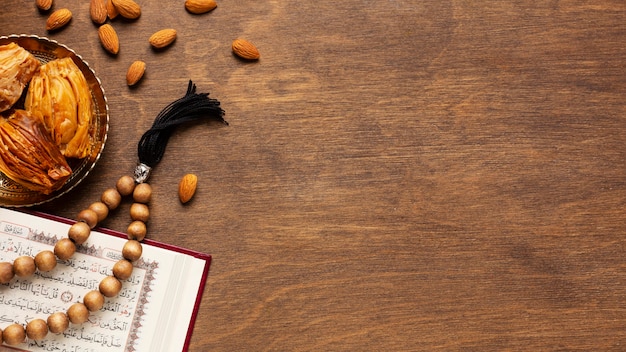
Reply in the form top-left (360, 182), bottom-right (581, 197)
top-left (0, 208), bottom-right (211, 352)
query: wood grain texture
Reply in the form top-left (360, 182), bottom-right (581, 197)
top-left (2, 0), bottom-right (626, 350)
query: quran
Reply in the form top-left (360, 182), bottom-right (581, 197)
top-left (0, 207), bottom-right (210, 352)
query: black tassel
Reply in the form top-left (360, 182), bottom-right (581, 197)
top-left (137, 80), bottom-right (227, 170)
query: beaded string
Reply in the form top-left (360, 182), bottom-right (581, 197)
top-left (0, 175), bottom-right (151, 345)
top-left (0, 80), bottom-right (225, 346)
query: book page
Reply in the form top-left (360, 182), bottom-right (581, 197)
top-left (0, 208), bottom-right (208, 352)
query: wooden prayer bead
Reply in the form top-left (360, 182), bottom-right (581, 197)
top-left (101, 188), bottom-right (122, 210)
top-left (0, 261), bottom-right (14, 284)
top-left (67, 303), bottom-right (89, 324)
top-left (99, 275), bottom-right (122, 297)
top-left (13, 256), bottom-right (36, 277)
top-left (2, 323), bottom-right (25, 346)
top-left (127, 220), bottom-right (147, 241)
top-left (130, 202), bottom-right (150, 222)
top-left (89, 201), bottom-right (109, 222)
top-left (122, 240), bottom-right (143, 262)
top-left (54, 238), bottom-right (76, 260)
top-left (47, 312), bottom-right (69, 334)
top-left (77, 208), bottom-right (99, 229)
top-left (68, 221), bottom-right (91, 245)
top-left (84, 290), bottom-right (105, 311)
top-left (133, 183), bottom-right (152, 203)
top-left (26, 319), bottom-right (48, 340)
top-left (116, 175), bottom-right (136, 196)
top-left (34, 250), bottom-right (57, 272)
top-left (113, 259), bottom-right (134, 280)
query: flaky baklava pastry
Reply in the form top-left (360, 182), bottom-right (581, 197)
top-left (0, 42), bottom-right (40, 113)
top-left (25, 57), bottom-right (94, 159)
top-left (0, 109), bottom-right (71, 194)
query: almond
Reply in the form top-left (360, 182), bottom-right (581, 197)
top-left (178, 174), bottom-right (198, 204)
top-left (126, 60), bottom-right (146, 86)
top-left (36, 0), bottom-right (53, 11)
top-left (149, 29), bottom-right (177, 49)
top-left (111, 0), bottom-right (141, 19)
top-left (232, 38), bottom-right (260, 60)
top-left (46, 8), bottom-right (72, 31)
top-left (90, 0), bottom-right (108, 24)
top-left (106, 0), bottom-right (119, 19)
top-left (185, 0), bottom-right (217, 14)
top-left (98, 24), bottom-right (120, 54)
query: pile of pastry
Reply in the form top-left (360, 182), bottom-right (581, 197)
top-left (0, 42), bottom-right (94, 194)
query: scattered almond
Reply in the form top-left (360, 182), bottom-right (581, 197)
top-left (106, 0), bottom-right (119, 20)
top-left (98, 24), bottom-right (120, 54)
top-left (36, 0), bottom-right (53, 11)
top-left (90, 0), bottom-right (108, 24)
top-left (46, 8), bottom-right (72, 31)
top-left (232, 38), bottom-right (260, 60)
top-left (178, 174), bottom-right (198, 204)
top-left (185, 0), bottom-right (217, 14)
top-left (126, 60), bottom-right (146, 86)
top-left (149, 29), bottom-right (177, 49)
top-left (111, 0), bottom-right (141, 19)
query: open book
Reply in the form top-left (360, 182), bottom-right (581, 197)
top-left (0, 207), bottom-right (210, 352)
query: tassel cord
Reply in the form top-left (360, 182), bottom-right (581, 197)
top-left (137, 80), bottom-right (226, 170)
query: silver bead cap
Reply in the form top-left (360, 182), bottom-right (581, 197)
top-left (133, 163), bottom-right (152, 183)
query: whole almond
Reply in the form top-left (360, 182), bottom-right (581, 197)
top-left (106, 0), bottom-right (119, 19)
top-left (149, 29), bottom-right (177, 49)
top-left (232, 38), bottom-right (260, 60)
top-left (178, 174), bottom-right (198, 204)
top-left (36, 0), bottom-right (53, 11)
top-left (126, 60), bottom-right (146, 86)
top-left (98, 24), bottom-right (120, 54)
top-left (185, 0), bottom-right (217, 14)
top-left (111, 0), bottom-right (141, 19)
top-left (46, 9), bottom-right (72, 31)
top-left (90, 0), bottom-right (108, 24)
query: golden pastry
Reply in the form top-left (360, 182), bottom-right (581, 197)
top-left (0, 42), bottom-right (40, 113)
top-left (0, 109), bottom-right (71, 194)
top-left (25, 57), bottom-right (93, 159)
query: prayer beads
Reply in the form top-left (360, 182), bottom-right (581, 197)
top-left (0, 175), bottom-right (149, 346)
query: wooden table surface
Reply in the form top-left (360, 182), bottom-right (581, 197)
top-left (2, 1), bottom-right (626, 350)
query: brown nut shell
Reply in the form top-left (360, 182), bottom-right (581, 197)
top-left (46, 8), bottom-right (72, 31)
top-left (232, 38), bottom-right (260, 60)
top-left (98, 24), bottom-right (120, 55)
top-left (111, 0), bottom-right (141, 19)
top-left (178, 173), bottom-right (198, 203)
top-left (36, 0), bottom-right (53, 11)
top-left (106, 0), bottom-right (119, 19)
top-left (90, 0), bottom-right (108, 24)
top-left (126, 60), bottom-right (146, 86)
top-left (149, 29), bottom-right (177, 49)
top-left (185, 0), bottom-right (217, 14)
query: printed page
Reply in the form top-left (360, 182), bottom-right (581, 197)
top-left (0, 208), bottom-right (208, 352)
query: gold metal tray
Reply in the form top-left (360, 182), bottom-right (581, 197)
top-left (0, 35), bottom-right (109, 207)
